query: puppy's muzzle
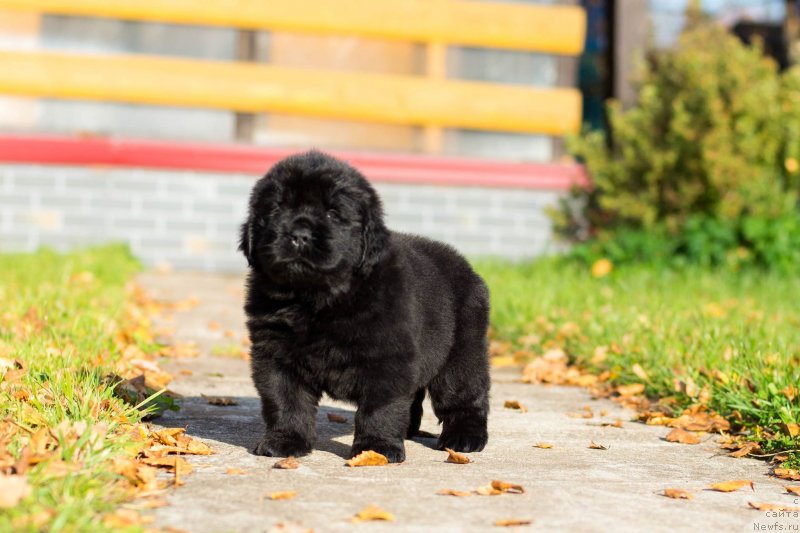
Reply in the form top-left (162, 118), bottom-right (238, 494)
top-left (289, 226), bottom-right (313, 251)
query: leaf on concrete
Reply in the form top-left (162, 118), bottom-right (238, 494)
top-left (437, 489), bottom-right (472, 497)
top-left (665, 428), bottom-right (701, 445)
top-left (589, 441), bottom-right (608, 450)
top-left (201, 394), bottom-right (238, 406)
top-left (326, 413), bottom-right (347, 424)
top-left (601, 420), bottom-right (624, 428)
top-left (475, 485), bottom-right (503, 496)
top-left (785, 486), bottom-right (800, 496)
top-left (663, 488), bottom-right (693, 500)
top-left (533, 442), bottom-right (553, 449)
top-left (774, 468), bottom-right (800, 481)
top-left (709, 480), bottom-right (754, 492)
top-left (352, 504), bottom-right (394, 523)
top-left (445, 448), bottom-right (471, 464)
top-left (268, 491), bottom-right (297, 500)
top-left (503, 400), bottom-right (527, 413)
top-left (748, 502), bottom-right (800, 512)
top-left (141, 456), bottom-right (193, 475)
top-left (491, 480), bottom-right (525, 494)
top-left (345, 450), bottom-right (389, 467)
top-left (495, 518), bottom-right (533, 527)
top-left (0, 474), bottom-right (31, 508)
top-left (273, 457), bottom-right (301, 470)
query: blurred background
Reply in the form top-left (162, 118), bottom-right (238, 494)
top-left (0, 0), bottom-right (796, 271)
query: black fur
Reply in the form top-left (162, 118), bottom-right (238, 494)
top-left (240, 151), bottom-right (490, 463)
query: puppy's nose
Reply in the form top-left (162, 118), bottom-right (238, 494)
top-left (289, 227), bottom-right (312, 249)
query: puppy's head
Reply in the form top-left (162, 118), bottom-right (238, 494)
top-left (239, 151), bottom-right (389, 287)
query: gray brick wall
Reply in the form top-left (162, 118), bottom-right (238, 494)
top-left (0, 165), bottom-right (562, 272)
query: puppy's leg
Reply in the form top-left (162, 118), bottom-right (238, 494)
top-left (429, 284), bottom-right (490, 452)
top-left (351, 394), bottom-right (413, 463)
top-left (252, 357), bottom-right (320, 457)
top-left (406, 388), bottom-right (425, 438)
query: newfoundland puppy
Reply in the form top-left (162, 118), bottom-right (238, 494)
top-left (239, 151), bottom-right (490, 463)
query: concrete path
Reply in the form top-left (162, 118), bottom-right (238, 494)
top-left (139, 272), bottom-right (798, 533)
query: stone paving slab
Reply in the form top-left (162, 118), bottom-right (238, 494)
top-left (138, 272), bottom-right (799, 533)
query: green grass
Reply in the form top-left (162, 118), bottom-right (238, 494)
top-left (475, 258), bottom-right (800, 466)
top-left (0, 245), bottom-right (153, 532)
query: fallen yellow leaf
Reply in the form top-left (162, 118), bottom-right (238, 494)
top-left (632, 364), bottom-right (649, 381)
top-left (273, 457), bottom-right (300, 470)
top-left (225, 468), bottom-right (246, 475)
top-left (352, 504), bottom-right (394, 523)
top-left (345, 450), bottom-right (389, 467)
top-left (663, 488), bottom-right (693, 500)
top-left (475, 484), bottom-right (503, 496)
top-left (785, 486), bottom-right (800, 496)
top-left (617, 383), bottom-right (645, 397)
top-left (591, 258), bottom-right (613, 278)
top-left (665, 428), bottom-right (701, 445)
top-left (534, 442), bottom-right (553, 449)
top-left (748, 502), bottom-right (800, 512)
top-left (709, 480), bottom-right (754, 492)
top-left (268, 491), bottom-right (297, 500)
top-left (437, 489), bottom-right (472, 497)
top-left (495, 518), bottom-right (532, 527)
top-left (445, 448), bottom-right (471, 464)
top-left (589, 441), bottom-right (608, 450)
top-left (774, 468), bottom-right (800, 481)
top-left (503, 400), bottom-right (527, 413)
top-left (491, 480), bottom-right (525, 494)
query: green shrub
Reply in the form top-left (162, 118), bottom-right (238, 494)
top-left (556, 24), bottom-right (800, 270)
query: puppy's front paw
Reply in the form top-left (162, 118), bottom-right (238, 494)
top-left (350, 438), bottom-right (406, 463)
top-left (437, 427), bottom-right (488, 453)
top-left (253, 433), bottom-right (313, 458)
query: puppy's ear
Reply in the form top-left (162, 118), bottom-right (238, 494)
top-left (238, 219), bottom-right (254, 267)
top-left (359, 194), bottom-right (389, 272)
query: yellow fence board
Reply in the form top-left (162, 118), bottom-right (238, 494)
top-left (0, 0), bottom-right (586, 55)
top-left (0, 51), bottom-right (582, 136)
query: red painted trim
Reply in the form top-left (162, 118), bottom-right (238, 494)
top-left (0, 134), bottom-right (588, 190)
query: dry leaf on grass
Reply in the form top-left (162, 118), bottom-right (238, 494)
top-left (774, 468), bottom-right (800, 481)
top-left (748, 502), bottom-right (800, 512)
top-left (273, 457), bottom-right (300, 470)
top-left (617, 383), bottom-right (645, 397)
top-left (202, 395), bottom-right (238, 406)
top-left (0, 474), bottom-right (31, 508)
top-left (140, 456), bottom-right (193, 474)
top-left (445, 448), bottom-right (471, 464)
top-left (495, 518), bottom-right (532, 527)
top-left (437, 489), bottom-right (472, 497)
top-left (709, 480), bottom-right (754, 492)
top-left (268, 491), bottom-right (297, 500)
top-left (589, 441), bottom-right (608, 450)
top-left (345, 450), bottom-right (389, 467)
top-left (504, 400), bottom-right (527, 413)
top-left (665, 428), bottom-right (701, 445)
top-left (225, 468), bottom-right (246, 475)
top-left (491, 480), bottom-right (525, 494)
top-left (663, 488), bottom-right (694, 500)
top-left (326, 413), bottom-right (347, 424)
top-left (785, 486), bottom-right (800, 496)
top-left (534, 442), bottom-right (553, 449)
top-left (148, 428), bottom-right (213, 455)
top-left (352, 504), bottom-right (394, 523)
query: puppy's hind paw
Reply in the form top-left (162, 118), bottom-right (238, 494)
top-left (253, 434), bottom-right (313, 458)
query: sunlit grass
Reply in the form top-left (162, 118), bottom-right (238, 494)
top-left (475, 259), bottom-right (800, 466)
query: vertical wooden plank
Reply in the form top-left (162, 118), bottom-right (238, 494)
top-left (423, 41), bottom-right (446, 154)
top-left (613, 0), bottom-right (649, 108)
top-left (235, 30), bottom-right (257, 142)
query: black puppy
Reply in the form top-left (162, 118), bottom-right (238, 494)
top-left (239, 151), bottom-right (490, 463)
